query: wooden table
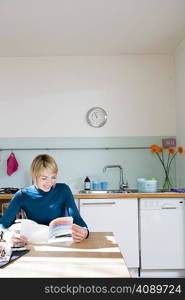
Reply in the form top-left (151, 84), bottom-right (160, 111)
top-left (0, 232), bottom-right (130, 278)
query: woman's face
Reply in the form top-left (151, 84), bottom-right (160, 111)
top-left (36, 168), bottom-right (57, 192)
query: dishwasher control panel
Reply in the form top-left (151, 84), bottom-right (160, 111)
top-left (139, 198), bottom-right (185, 210)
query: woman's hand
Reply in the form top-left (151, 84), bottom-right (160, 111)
top-left (72, 224), bottom-right (88, 242)
top-left (11, 235), bottom-right (29, 247)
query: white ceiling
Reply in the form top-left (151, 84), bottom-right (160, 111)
top-left (0, 0), bottom-right (185, 56)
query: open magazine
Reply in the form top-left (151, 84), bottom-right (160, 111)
top-left (18, 217), bottom-right (73, 244)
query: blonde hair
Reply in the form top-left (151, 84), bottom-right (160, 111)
top-left (30, 154), bottom-right (58, 184)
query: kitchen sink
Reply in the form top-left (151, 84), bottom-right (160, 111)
top-left (123, 188), bottom-right (138, 193)
top-left (79, 189), bottom-right (130, 194)
top-left (78, 188), bottom-right (172, 194)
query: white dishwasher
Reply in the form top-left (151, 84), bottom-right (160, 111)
top-left (139, 198), bottom-right (185, 271)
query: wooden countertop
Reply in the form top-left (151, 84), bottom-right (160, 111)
top-left (0, 232), bottom-right (130, 278)
top-left (1, 192), bottom-right (185, 201)
top-left (74, 192), bottom-right (185, 199)
top-left (0, 194), bottom-right (13, 200)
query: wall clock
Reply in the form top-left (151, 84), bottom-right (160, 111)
top-left (86, 107), bottom-right (107, 128)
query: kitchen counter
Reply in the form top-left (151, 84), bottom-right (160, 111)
top-left (1, 192), bottom-right (185, 202)
top-left (0, 194), bottom-right (12, 200)
top-left (74, 192), bottom-right (185, 199)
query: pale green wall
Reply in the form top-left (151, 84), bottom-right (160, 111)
top-left (175, 37), bottom-right (185, 188)
top-left (0, 136), bottom-right (176, 192)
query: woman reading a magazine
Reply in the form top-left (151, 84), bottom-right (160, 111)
top-left (0, 154), bottom-right (89, 246)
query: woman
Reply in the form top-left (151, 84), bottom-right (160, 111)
top-left (0, 154), bottom-right (89, 245)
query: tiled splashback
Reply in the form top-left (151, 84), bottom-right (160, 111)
top-left (0, 136), bottom-right (176, 193)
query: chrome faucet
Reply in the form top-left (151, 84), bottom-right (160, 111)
top-left (103, 164), bottom-right (128, 191)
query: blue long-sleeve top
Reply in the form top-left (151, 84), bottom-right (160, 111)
top-left (0, 183), bottom-right (88, 231)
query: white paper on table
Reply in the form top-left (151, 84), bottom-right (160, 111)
top-left (20, 219), bottom-right (49, 244)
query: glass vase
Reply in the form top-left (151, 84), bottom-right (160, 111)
top-left (162, 172), bottom-right (173, 190)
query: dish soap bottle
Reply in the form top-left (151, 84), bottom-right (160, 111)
top-left (84, 176), bottom-right (91, 190)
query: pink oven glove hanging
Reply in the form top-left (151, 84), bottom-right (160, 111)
top-left (7, 152), bottom-right (19, 176)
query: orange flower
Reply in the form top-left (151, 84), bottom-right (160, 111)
top-left (178, 146), bottom-right (184, 154)
top-left (158, 146), bottom-right (164, 153)
top-left (150, 144), bottom-right (159, 153)
top-left (168, 148), bottom-right (175, 154)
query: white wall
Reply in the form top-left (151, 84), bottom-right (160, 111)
top-left (175, 38), bottom-right (185, 187)
top-left (0, 55), bottom-right (175, 137)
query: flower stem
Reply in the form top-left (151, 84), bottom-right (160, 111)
top-left (155, 152), bottom-right (173, 189)
top-left (168, 152), bottom-right (177, 172)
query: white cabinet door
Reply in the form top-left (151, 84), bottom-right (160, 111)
top-left (80, 198), bottom-right (139, 268)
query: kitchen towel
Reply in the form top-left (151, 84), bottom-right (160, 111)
top-left (7, 152), bottom-right (19, 176)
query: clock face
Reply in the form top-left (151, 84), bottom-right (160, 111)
top-left (86, 107), bottom-right (107, 127)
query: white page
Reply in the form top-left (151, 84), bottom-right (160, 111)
top-left (20, 219), bottom-right (49, 244)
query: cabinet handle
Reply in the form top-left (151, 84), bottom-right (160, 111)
top-left (161, 206), bottom-right (177, 209)
top-left (82, 202), bottom-right (116, 206)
